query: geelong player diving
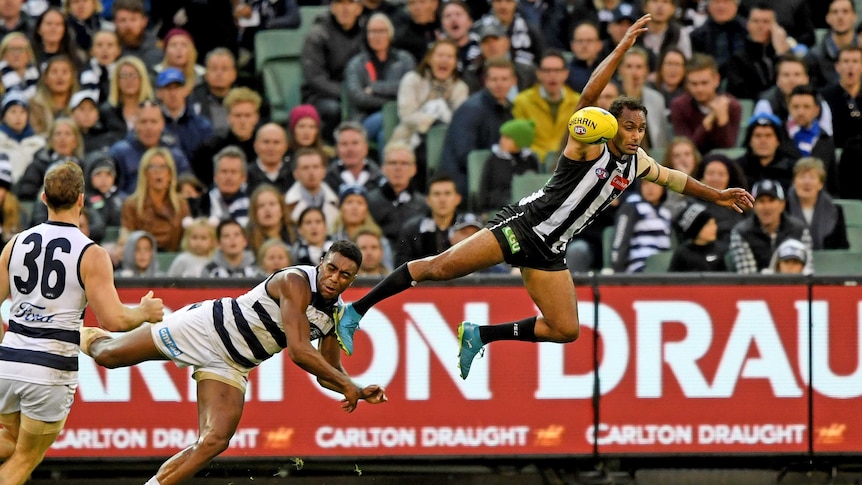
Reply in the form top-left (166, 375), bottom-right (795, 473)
top-left (0, 161), bottom-right (164, 485)
top-left (334, 14), bottom-right (755, 379)
top-left (80, 240), bottom-right (388, 485)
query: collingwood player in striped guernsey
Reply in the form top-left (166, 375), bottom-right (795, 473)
top-left (79, 240), bottom-right (387, 485)
top-left (0, 161), bottom-right (164, 485)
top-left (334, 14), bottom-right (756, 379)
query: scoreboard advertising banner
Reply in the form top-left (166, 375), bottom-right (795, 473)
top-left (11, 282), bottom-right (860, 459)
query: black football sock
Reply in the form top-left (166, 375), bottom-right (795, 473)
top-left (353, 263), bottom-right (414, 315)
top-left (478, 317), bottom-right (538, 343)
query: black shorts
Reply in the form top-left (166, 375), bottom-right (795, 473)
top-left (486, 205), bottom-right (568, 271)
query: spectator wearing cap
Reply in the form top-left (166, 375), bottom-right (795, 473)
top-left (17, 118), bottom-right (84, 201)
top-left (109, 100), bottom-right (191, 196)
top-left (391, 0), bottom-right (440, 63)
top-left (693, 153), bottom-right (748, 249)
top-left (440, 57), bottom-right (515, 197)
top-left (478, 118), bottom-right (539, 214)
top-left (0, 32), bottom-right (40, 101)
top-left (670, 53), bottom-right (742, 155)
top-left (155, 67), bottom-right (215, 160)
top-left (0, 154), bottom-right (22, 247)
top-left (602, 2), bottom-right (640, 55)
top-left (474, 0), bottom-right (544, 67)
top-left (70, 90), bottom-right (119, 155)
top-left (513, 49), bottom-right (580, 162)
top-left (300, 0), bottom-right (366, 143)
top-left (285, 147), bottom-right (339, 230)
top-left (191, 87), bottom-right (261, 186)
top-left (79, 30), bottom-right (121, 104)
top-left (730, 179), bottom-right (812, 274)
top-left (246, 123), bottom-right (293, 194)
top-left (84, 152), bottom-right (123, 227)
top-left (689, 0), bottom-right (748, 74)
top-left (113, 0), bottom-right (162, 69)
top-left (395, 174), bottom-right (462, 265)
top-left (332, 183), bottom-right (393, 269)
top-left (285, 103), bottom-right (335, 160)
top-left (153, 28), bottom-right (206, 91)
top-left (668, 203), bottom-right (726, 272)
top-left (199, 145), bottom-right (250, 227)
top-left (566, 22), bottom-right (606, 93)
top-left (343, 13), bottom-right (416, 154)
top-left (0, 91), bottom-right (43, 182)
top-left (738, 113), bottom-right (799, 192)
top-left (461, 23), bottom-right (537, 95)
top-left (785, 156), bottom-right (849, 250)
top-left (323, 121), bottom-right (384, 193)
top-left (767, 238), bottom-right (810, 274)
top-left (367, 140), bottom-right (428, 251)
top-left (188, 48), bottom-right (238, 138)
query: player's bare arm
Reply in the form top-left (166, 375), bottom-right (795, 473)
top-left (275, 271), bottom-right (364, 409)
top-left (319, 332), bottom-right (388, 412)
top-left (637, 149), bottom-right (754, 213)
top-left (0, 236), bottom-right (15, 341)
top-left (565, 14), bottom-right (651, 161)
top-left (81, 244), bottom-right (164, 331)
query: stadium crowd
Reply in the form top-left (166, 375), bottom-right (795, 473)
top-left (0, 0), bottom-right (860, 277)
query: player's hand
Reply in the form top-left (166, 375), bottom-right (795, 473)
top-left (716, 188), bottom-right (755, 213)
top-left (340, 385), bottom-right (362, 413)
top-left (140, 290), bottom-right (164, 323)
top-left (360, 385), bottom-right (388, 405)
top-left (619, 14), bottom-right (651, 49)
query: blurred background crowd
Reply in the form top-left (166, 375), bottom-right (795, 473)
top-left (0, 0), bottom-right (860, 279)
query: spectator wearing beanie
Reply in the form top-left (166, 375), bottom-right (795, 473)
top-left (0, 91), bottom-right (44, 182)
top-left (477, 118), bottom-right (539, 214)
top-left (668, 203), bottom-right (726, 272)
top-left (0, 155), bottom-right (22, 246)
top-left (286, 104), bottom-right (334, 160)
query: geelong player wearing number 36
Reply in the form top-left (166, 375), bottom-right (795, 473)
top-left (0, 160), bottom-right (165, 485)
top-left (333, 14), bottom-right (756, 380)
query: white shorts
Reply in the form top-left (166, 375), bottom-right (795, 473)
top-left (150, 300), bottom-right (250, 393)
top-left (0, 378), bottom-right (76, 423)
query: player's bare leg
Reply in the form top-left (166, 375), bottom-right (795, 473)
top-left (520, 267), bottom-right (580, 342)
top-left (149, 379), bottom-right (244, 485)
top-left (0, 415), bottom-right (63, 485)
top-left (337, 229), bottom-right (504, 354)
top-left (0, 413), bottom-right (17, 460)
top-left (82, 323), bottom-right (167, 368)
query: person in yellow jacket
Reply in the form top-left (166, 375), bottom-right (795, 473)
top-left (512, 49), bottom-right (581, 166)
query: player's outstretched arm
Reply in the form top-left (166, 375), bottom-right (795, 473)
top-left (319, 333), bottom-right (388, 412)
top-left (276, 272), bottom-right (363, 410)
top-left (82, 245), bottom-right (164, 331)
top-left (0, 236), bottom-right (15, 341)
top-left (574, 14), bottom-right (651, 113)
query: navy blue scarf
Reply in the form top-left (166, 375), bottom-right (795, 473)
top-left (0, 122), bottom-right (34, 143)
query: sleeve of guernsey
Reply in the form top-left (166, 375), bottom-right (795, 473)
top-left (635, 147), bottom-right (687, 193)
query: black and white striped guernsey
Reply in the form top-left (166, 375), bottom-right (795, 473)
top-left (209, 265), bottom-right (341, 371)
top-left (514, 146), bottom-right (641, 254)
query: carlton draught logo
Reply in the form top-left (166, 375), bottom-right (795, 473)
top-left (816, 423), bottom-right (846, 444)
top-left (264, 427), bottom-right (295, 448)
top-left (534, 425), bottom-right (565, 447)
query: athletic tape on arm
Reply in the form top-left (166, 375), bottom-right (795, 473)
top-left (636, 148), bottom-right (687, 193)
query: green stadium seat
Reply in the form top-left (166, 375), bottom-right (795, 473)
top-left (602, 226), bottom-right (614, 270)
top-left (813, 250), bottom-right (862, 275)
top-left (642, 250), bottom-right (673, 274)
top-left (261, 58), bottom-right (303, 124)
top-left (708, 147), bottom-right (746, 161)
top-left (736, 98), bottom-right (755, 147)
top-left (299, 6), bottom-right (328, 38)
top-left (846, 226), bottom-right (862, 252)
top-left (835, 199), bottom-right (862, 227)
top-left (254, 29), bottom-right (306, 73)
top-left (510, 173), bottom-right (550, 203)
top-left (467, 149), bottom-right (491, 212)
top-left (157, 252), bottom-right (179, 273)
top-left (425, 123), bottom-right (448, 180)
top-left (648, 146), bottom-right (665, 165)
top-left (542, 151), bottom-right (558, 173)
top-left (382, 101), bottom-right (399, 147)
top-left (104, 225), bottom-right (121, 243)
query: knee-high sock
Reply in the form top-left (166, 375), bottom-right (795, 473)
top-left (353, 263), bottom-right (414, 315)
top-left (478, 316), bottom-right (538, 343)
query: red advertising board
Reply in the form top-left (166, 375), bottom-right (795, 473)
top-left (36, 283), bottom-right (862, 459)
